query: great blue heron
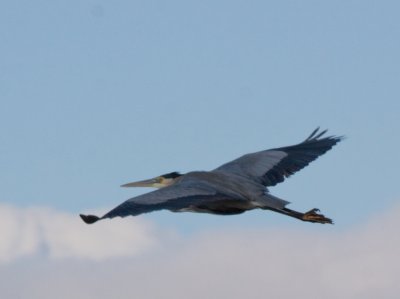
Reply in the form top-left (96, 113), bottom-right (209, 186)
top-left (80, 128), bottom-right (342, 225)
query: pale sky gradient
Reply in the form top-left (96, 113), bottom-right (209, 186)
top-left (1, 0), bottom-right (399, 232)
top-left (1, 0), bottom-right (400, 297)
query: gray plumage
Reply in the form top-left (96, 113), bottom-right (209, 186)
top-left (80, 128), bottom-right (342, 225)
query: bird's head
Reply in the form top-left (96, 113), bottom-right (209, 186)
top-left (121, 172), bottom-right (182, 188)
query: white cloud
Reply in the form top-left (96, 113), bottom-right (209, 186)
top-left (0, 203), bottom-right (399, 298)
top-left (0, 204), bottom-right (157, 262)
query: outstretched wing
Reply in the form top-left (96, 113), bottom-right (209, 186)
top-left (213, 128), bottom-right (343, 187)
top-left (80, 178), bottom-right (230, 224)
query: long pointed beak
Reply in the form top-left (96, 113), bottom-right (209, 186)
top-left (121, 177), bottom-right (159, 188)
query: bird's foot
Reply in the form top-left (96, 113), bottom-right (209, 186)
top-left (302, 208), bottom-right (333, 224)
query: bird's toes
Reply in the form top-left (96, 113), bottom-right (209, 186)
top-left (302, 209), bottom-right (333, 224)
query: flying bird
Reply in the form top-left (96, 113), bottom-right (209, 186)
top-left (80, 128), bottom-right (342, 225)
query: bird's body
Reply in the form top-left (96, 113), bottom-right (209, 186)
top-left (160, 171), bottom-right (284, 214)
top-left (81, 128), bottom-right (342, 225)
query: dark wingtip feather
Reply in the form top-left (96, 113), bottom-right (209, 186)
top-left (305, 127), bottom-right (320, 141)
top-left (328, 134), bottom-right (345, 146)
top-left (314, 129), bottom-right (328, 139)
top-left (80, 214), bottom-right (100, 224)
top-left (335, 135), bottom-right (346, 142)
top-left (305, 128), bottom-right (346, 144)
top-left (305, 127), bottom-right (328, 141)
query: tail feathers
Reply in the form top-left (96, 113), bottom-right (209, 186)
top-left (80, 214), bottom-right (100, 224)
top-left (259, 194), bottom-right (290, 209)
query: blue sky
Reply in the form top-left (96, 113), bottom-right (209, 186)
top-left (2, 2), bottom-right (400, 298)
top-left (1, 0), bottom-right (400, 233)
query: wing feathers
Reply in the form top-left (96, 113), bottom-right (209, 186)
top-left (81, 179), bottom-right (233, 222)
top-left (263, 129), bottom-right (343, 186)
top-left (100, 194), bottom-right (228, 220)
top-left (215, 128), bottom-right (342, 187)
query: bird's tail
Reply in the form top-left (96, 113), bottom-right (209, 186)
top-left (258, 193), bottom-right (291, 209)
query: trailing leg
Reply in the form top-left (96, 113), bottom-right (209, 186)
top-left (265, 207), bottom-right (333, 224)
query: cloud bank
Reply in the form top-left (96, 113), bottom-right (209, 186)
top-left (0, 203), bottom-right (399, 298)
top-left (0, 204), bottom-right (157, 262)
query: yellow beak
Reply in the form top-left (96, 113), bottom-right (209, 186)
top-left (121, 177), bottom-right (161, 188)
